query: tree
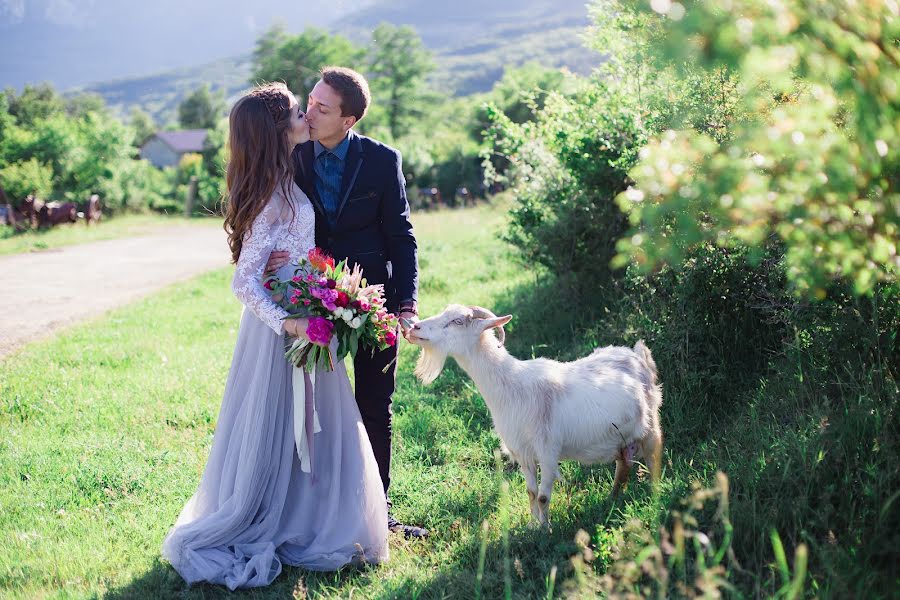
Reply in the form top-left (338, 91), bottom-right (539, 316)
top-left (251, 27), bottom-right (365, 107)
top-left (614, 0), bottom-right (899, 296)
top-left (368, 23), bottom-right (435, 139)
top-left (0, 158), bottom-right (54, 203)
top-left (65, 93), bottom-right (107, 119)
top-left (178, 84), bottom-right (224, 130)
top-left (252, 20), bottom-right (289, 69)
top-left (129, 107), bottom-right (157, 146)
top-left (4, 83), bottom-right (64, 127)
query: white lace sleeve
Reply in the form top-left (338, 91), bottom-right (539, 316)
top-left (231, 199), bottom-right (291, 335)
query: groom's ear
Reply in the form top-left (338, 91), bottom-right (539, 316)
top-left (342, 115), bottom-right (358, 131)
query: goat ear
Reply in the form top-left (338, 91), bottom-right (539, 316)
top-left (480, 315), bottom-right (512, 331)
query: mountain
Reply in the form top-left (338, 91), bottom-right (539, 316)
top-left (5, 0), bottom-right (603, 123)
top-left (336, 0), bottom-right (599, 95)
top-left (0, 0), bottom-right (373, 91)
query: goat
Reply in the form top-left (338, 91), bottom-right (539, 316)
top-left (406, 304), bottom-right (663, 526)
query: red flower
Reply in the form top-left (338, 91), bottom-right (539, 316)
top-left (326, 279), bottom-right (337, 289)
top-left (263, 279), bottom-right (274, 290)
top-left (335, 291), bottom-right (350, 308)
top-left (308, 247), bottom-right (335, 271)
top-left (384, 331), bottom-right (397, 346)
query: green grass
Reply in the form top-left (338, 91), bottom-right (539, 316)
top-left (0, 214), bottom-right (221, 257)
top-left (1, 201), bottom-right (896, 598)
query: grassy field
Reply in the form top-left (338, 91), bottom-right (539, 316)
top-left (1, 201), bottom-right (893, 598)
top-left (0, 214), bottom-right (221, 257)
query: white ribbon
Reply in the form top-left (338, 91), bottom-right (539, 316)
top-left (292, 366), bottom-right (321, 473)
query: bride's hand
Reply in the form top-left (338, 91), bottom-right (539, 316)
top-left (284, 317), bottom-right (311, 341)
top-left (266, 250), bottom-right (291, 274)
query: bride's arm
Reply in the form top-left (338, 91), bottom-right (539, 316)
top-left (231, 199), bottom-right (293, 335)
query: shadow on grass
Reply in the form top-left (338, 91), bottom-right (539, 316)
top-left (102, 557), bottom-right (383, 599)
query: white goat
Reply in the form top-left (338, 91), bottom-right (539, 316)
top-left (407, 304), bottom-right (663, 526)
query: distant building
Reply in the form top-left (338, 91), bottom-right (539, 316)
top-left (140, 129), bottom-right (208, 168)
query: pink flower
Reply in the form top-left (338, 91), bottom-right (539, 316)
top-left (292, 276), bottom-right (302, 282)
top-left (289, 290), bottom-right (302, 304)
top-left (311, 287), bottom-right (338, 311)
top-left (384, 331), bottom-right (397, 346)
top-left (306, 274), bottom-right (315, 282)
top-left (306, 317), bottom-right (334, 346)
top-left (303, 299), bottom-right (311, 306)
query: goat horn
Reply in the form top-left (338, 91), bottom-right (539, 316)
top-left (468, 305), bottom-right (506, 346)
top-left (468, 305), bottom-right (496, 319)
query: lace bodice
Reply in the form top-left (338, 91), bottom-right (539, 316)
top-left (231, 182), bottom-right (316, 334)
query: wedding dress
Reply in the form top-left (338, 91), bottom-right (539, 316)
top-left (161, 181), bottom-right (388, 590)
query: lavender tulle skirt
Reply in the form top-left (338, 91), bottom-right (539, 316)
top-left (161, 307), bottom-right (389, 590)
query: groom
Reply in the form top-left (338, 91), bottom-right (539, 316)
top-left (266, 66), bottom-right (428, 539)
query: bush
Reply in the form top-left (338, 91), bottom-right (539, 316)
top-left (485, 83), bottom-right (647, 288)
top-left (0, 158), bottom-right (54, 203)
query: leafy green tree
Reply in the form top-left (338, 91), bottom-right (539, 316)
top-left (0, 158), bottom-right (53, 203)
top-left (65, 93), bottom-right (107, 119)
top-left (615, 0), bottom-right (898, 296)
top-left (481, 62), bottom-right (573, 126)
top-left (129, 107), bottom-right (157, 146)
top-left (367, 23), bottom-right (435, 139)
top-left (178, 84), bottom-right (224, 130)
top-left (252, 20), bottom-right (289, 68)
top-left (251, 26), bottom-right (365, 106)
top-left (3, 83), bottom-right (64, 127)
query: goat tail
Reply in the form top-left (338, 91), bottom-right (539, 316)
top-left (633, 340), bottom-right (658, 386)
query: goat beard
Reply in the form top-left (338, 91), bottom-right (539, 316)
top-left (414, 345), bottom-right (448, 385)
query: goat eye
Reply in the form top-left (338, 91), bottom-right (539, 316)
top-left (450, 318), bottom-right (465, 326)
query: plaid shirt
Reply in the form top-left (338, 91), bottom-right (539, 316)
top-left (313, 134), bottom-right (351, 227)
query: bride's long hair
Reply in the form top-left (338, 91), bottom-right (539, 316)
top-left (223, 82), bottom-right (296, 264)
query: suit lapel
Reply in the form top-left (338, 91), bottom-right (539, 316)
top-left (335, 131), bottom-right (363, 224)
top-left (295, 142), bottom-right (326, 216)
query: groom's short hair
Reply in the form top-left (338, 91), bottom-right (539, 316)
top-left (320, 66), bottom-right (371, 122)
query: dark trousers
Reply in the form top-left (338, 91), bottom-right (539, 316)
top-left (354, 342), bottom-right (397, 496)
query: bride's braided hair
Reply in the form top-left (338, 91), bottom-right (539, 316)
top-left (252, 83), bottom-right (292, 122)
top-left (224, 82), bottom-right (298, 263)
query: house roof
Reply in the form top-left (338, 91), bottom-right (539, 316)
top-left (150, 129), bottom-right (208, 153)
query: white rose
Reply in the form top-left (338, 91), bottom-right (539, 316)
top-left (350, 316), bottom-right (363, 329)
top-left (342, 309), bottom-right (354, 322)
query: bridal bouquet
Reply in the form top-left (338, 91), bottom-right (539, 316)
top-left (265, 248), bottom-right (399, 372)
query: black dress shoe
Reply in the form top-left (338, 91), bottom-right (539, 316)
top-left (388, 514), bottom-right (430, 539)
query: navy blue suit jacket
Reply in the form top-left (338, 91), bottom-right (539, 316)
top-left (293, 130), bottom-right (418, 312)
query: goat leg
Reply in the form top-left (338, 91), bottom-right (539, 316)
top-left (612, 457), bottom-right (631, 498)
top-left (520, 459), bottom-right (541, 525)
top-left (536, 459), bottom-right (558, 528)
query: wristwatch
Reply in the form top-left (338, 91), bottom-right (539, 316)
top-left (399, 299), bottom-right (418, 316)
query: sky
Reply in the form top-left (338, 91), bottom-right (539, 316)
top-left (0, 0), bottom-right (374, 90)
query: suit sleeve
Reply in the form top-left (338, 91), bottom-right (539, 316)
top-left (381, 149), bottom-right (418, 305)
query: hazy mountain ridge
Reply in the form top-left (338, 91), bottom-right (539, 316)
top-left (66, 0), bottom-right (600, 123)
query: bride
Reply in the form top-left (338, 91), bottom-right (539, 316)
top-left (161, 82), bottom-right (388, 590)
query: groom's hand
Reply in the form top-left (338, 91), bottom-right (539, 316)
top-left (265, 250), bottom-right (290, 274)
top-left (399, 312), bottom-right (418, 339)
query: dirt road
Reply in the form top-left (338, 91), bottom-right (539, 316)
top-left (0, 226), bottom-right (231, 359)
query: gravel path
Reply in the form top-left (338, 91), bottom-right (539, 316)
top-left (0, 226), bottom-right (231, 359)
